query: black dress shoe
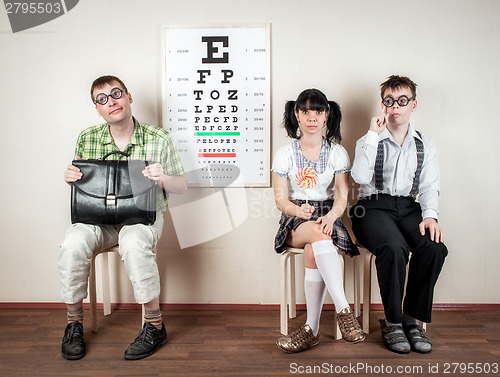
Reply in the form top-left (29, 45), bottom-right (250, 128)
top-left (124, 322), bottom-right (167, 360)
top-left (61, 321), bottom-right (85, 360)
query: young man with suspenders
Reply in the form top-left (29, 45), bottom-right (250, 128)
top-left (350, 75), bottom-right (448, 354)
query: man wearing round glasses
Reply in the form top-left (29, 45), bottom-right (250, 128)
top-left (59, 75), bottom-right (187, 361)
top-left (350, 75), bottom-right (448, 355)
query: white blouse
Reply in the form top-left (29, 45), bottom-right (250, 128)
top-left (271, 139), bottom-right (351, 201)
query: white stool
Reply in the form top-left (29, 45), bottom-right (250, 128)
top-left (89, 245), bottom-right (148, 333)
top-left (280, 247), bottom-right (360, 338)
top-left (358, 243), bottom-right (426, 334)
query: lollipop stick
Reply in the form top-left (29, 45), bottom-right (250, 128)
top-left (305, 190), bottom-right (308, 205)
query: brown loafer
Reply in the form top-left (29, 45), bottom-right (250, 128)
top-left (276, 324), bottom-right (319, 353)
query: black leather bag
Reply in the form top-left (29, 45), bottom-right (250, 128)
top-left (71, 151), bottom-right (157, 225)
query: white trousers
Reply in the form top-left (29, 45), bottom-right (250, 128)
top-left (58, 212), bottom-right (164, 305)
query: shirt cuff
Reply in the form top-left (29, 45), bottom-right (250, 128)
top-left (365, 131), bottom-right (379, 146)
top-left (271, 169), bottom-right (288, 178)
top-left (422, 208), bottom-right (438, 221)
top-left (334, 167), bottom-right (351, 174)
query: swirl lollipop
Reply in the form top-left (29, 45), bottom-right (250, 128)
top-left (295, 166), bottom-right (318, 204)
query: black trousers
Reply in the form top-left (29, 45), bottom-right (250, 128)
top-left (350, 194), bottom-right (448, 323)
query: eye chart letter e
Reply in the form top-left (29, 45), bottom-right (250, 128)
top-left (202, 36), bottom-right (229, 63)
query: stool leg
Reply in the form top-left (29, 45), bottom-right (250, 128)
top-left (280, 252), bottom-right (291, 335)
top-left (332, 312), bottom-right (340, 340)
top-left (101, 252), bottom-right (111, 316)
top-left (89, 255), bottom-right (98, 333)
top-left (353, 256), bottom-right (361, 317)
top-left (363, 250), bottom-right (372, 334)
top-left (333, 253), bottom-right (345, 340)
top-left (289, 253), bottom-right (297, 319)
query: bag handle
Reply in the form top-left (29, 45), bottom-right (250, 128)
top-left (99, 151), bottom-right (130, 161)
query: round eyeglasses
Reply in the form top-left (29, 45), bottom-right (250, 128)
top-left (93, 87), bottom-right (126, 105)
top-left (382, 95), bottom-right (415, 107)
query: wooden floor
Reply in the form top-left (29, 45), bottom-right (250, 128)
top-left (0, 309), bottom-right (499, 376)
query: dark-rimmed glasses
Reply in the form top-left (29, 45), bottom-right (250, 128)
top-left (93, 87), bottom-right (126, 105)
top-left (382, 95), bottom-right (415, 107)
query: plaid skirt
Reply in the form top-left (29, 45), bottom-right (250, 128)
top-left (274, 199), bottom-right (359, 257)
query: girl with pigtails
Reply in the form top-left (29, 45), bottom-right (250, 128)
top-left (272, 89), bottom-right (364, 353)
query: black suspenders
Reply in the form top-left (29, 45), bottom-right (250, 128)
top-left (374, 131), bottom-right (424, 197)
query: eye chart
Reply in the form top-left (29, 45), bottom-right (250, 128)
top-left (162, 25), bottom-right (271, 187)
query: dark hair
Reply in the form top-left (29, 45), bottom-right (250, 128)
top-left (283, 88), bottom-right (342, 144)
top-left (90, 75), bottom-right (128, 102)
top-left (380, 75), bottom-right (417, 100)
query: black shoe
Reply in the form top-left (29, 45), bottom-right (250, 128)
top-left (61, 321), bottom-right (85, 360)
top-left (124, 322), bottom-right (167, 360)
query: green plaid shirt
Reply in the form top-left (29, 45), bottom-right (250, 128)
top-left (74, 118), bottom-right (185, 209)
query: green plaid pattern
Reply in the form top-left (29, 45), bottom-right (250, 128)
top-left (74, 118), bottom-right (185, 209)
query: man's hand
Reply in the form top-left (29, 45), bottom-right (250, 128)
top-left (370, 107), bottom-right (389, 134)
top-left (419, 217), bottom-right (444, 243)
top-left (142, 162), bottom-right (165, 181)
top-left (64, 156), bottom-right (82, 184)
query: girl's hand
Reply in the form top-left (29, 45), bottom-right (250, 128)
top-left (316, 213), bottom-right (336, 236)
top-left (298, 203), bottom-right (315, 220)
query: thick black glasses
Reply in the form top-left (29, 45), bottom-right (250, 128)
top-left (382, 95), bottom-right (415, 107)
top-left (94, 87), bottom-right (126, 105)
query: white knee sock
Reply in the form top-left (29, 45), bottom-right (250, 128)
top-left (311, 240), bottom-right (349, 314)
top-left (304, 267), bottom-right (326, 336)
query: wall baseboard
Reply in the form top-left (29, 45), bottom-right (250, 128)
top-left (0, 302), bottom-right (499, 311)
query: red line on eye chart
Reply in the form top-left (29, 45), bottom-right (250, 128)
top-left (198, 153), bottom-right (237, 158)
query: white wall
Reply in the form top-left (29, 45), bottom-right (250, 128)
top-left (0, 0), bottom-right (498, 306)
